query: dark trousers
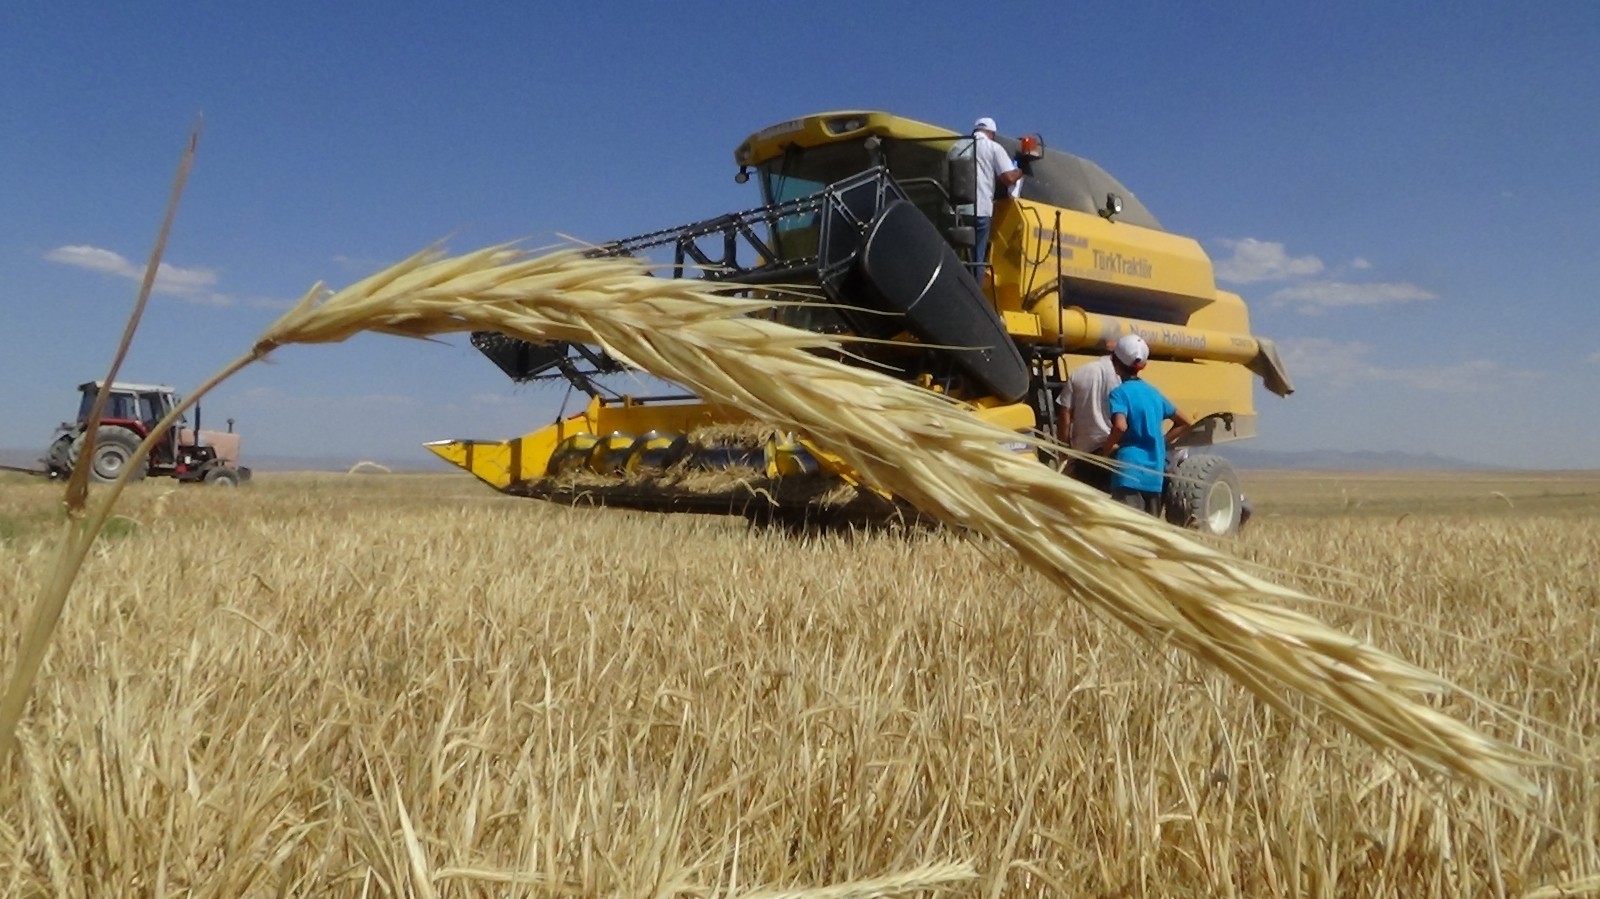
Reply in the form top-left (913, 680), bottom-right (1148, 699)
top-left (968, 215), bottom-right (992, 279)
top-left (1111, 486), bottom-right (1162, 516)
top-left (1068, 459), bottom-right (1113, 493)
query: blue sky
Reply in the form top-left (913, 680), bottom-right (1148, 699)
top-left (3, 1), bottom-right (1597, 469)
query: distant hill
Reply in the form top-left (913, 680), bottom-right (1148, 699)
top-left (241, 453), bottom-right (449, 474)
top-left (0, 447), bottom-right (46, 472)
top-left (1213, 446), bottom-right (1505, 472)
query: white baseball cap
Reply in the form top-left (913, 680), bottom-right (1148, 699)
top-left (1113, 334), bottom-right (1150, 369)
top-left (973, 116), bottom-right (997, 133)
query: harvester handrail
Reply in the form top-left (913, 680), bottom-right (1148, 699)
top-left (473, 168), bottom-right (908, 387)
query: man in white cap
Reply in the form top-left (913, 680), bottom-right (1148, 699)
top-left (946, 116), bottom-right (1022, 277)
top-left (1102, 334), bottom-right (1192, 515)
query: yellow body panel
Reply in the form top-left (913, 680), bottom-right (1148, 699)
top-left (734, 111), bottom-right (955, 167)
top-left (971, 400), bottom-right (1036, 433)
top-left (988, 199), bottom-right (1264, 439)
top-left (999, 310), bottom-right (1041, 338)
top-left (991, 199), bottom-right (1219, 316)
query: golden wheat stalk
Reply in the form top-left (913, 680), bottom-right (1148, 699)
top-left (431, 861), bottom-right (977, 899)
top-left (0, 125), bottom-right (202, 765)
top-left (730, 861), bottom-right (979, 899)
top-left (2, 243), bottom-right (1538, 800)
top-left (246, 245), bottom-right (1541, 797)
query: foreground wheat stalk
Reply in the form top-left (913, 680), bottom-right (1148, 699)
top-left (3, 244), bottom-right (1538, 806)
top-left (248, 244), bottom-right (1538, 798)
top-left (0, 125), bottom-right (199, 764)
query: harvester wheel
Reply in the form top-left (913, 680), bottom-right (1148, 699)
top-left (69, 426), bottom-right (144, 484)
top-left (204, 466), bottom-right (241, 487)
top-left (1165, 453), bottom-right (1242, 536)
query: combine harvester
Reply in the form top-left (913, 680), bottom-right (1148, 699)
top-left (427, 111), bottom-right (1293, 534)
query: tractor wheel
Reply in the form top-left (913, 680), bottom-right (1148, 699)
top-left (203, 466), bottom-right (241, 487)
top-left (69, 427), bottom-right (145, 484)
top-left (1165, 453), bottom-right (1242, 536)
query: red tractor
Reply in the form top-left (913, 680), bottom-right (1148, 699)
top-left (43, 381), bottom-right (250, 485)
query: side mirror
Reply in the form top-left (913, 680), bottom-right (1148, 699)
top-left (734, 166), bottom-right (750, 184)
top-left (1100, 193), bottom-right (1124, 220)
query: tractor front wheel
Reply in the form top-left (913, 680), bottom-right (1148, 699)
top-left (203, 466), bottom-right (241, 487)
top-left (69, 427), bottom-right (145, 484)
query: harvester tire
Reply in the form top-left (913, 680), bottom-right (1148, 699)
top-left (1165, 453), bottom-right (1241, 536)
top-left (204, 466), bottom-right (241, 487)
top-left (69, 427), bottom-right (144, 484)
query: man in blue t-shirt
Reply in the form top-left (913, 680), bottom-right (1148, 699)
top-left (1103, 334), bottom-right (1192, 516)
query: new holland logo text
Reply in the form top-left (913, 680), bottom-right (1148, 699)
top-left (1129, 324), bottom-right (1207, 351)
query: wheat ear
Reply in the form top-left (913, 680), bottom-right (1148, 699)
top-left (240, 245), bottom-right (1538, 798)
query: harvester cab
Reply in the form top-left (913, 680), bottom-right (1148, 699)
top-left (430, 111), bottom-right (1293, 534)
top-left (44, 381), bottom-right (250, 486)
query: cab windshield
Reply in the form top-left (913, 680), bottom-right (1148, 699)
top-left (758, 142), bottom-right (870, 260)
top-left (77, 389), bottom-right (139, 423)
top-left (756, 137), bottom-right (954, 258)
top-left (76, 389), bottom-right (173, 426)
top-left (759, 142), bottom-right (871, 206)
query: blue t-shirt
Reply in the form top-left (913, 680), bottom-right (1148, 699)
top-left (1107, 378), bottom-right (1176, 493)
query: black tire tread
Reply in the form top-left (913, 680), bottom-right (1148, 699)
top-left (69, 426), bottom-right (145, 484)
top-left (1167, 453), bottom-right (1241, 535)
top-left (203, 465), bottom-right (241, 486)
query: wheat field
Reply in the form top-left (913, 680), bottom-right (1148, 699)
top-left (1, 469), bottom-right (1597, 898)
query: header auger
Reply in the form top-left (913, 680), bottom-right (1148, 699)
top-left (427, 111), bottom-right (1292, 534)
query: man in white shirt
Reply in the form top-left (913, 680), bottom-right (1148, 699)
top-left (1056, 351), bottom-right (1121, 491)
top-left (946, 116), bottom-right (1022, 277)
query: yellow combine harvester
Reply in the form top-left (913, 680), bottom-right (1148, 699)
top-left (427, 111), bottom-right (1293, 534)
